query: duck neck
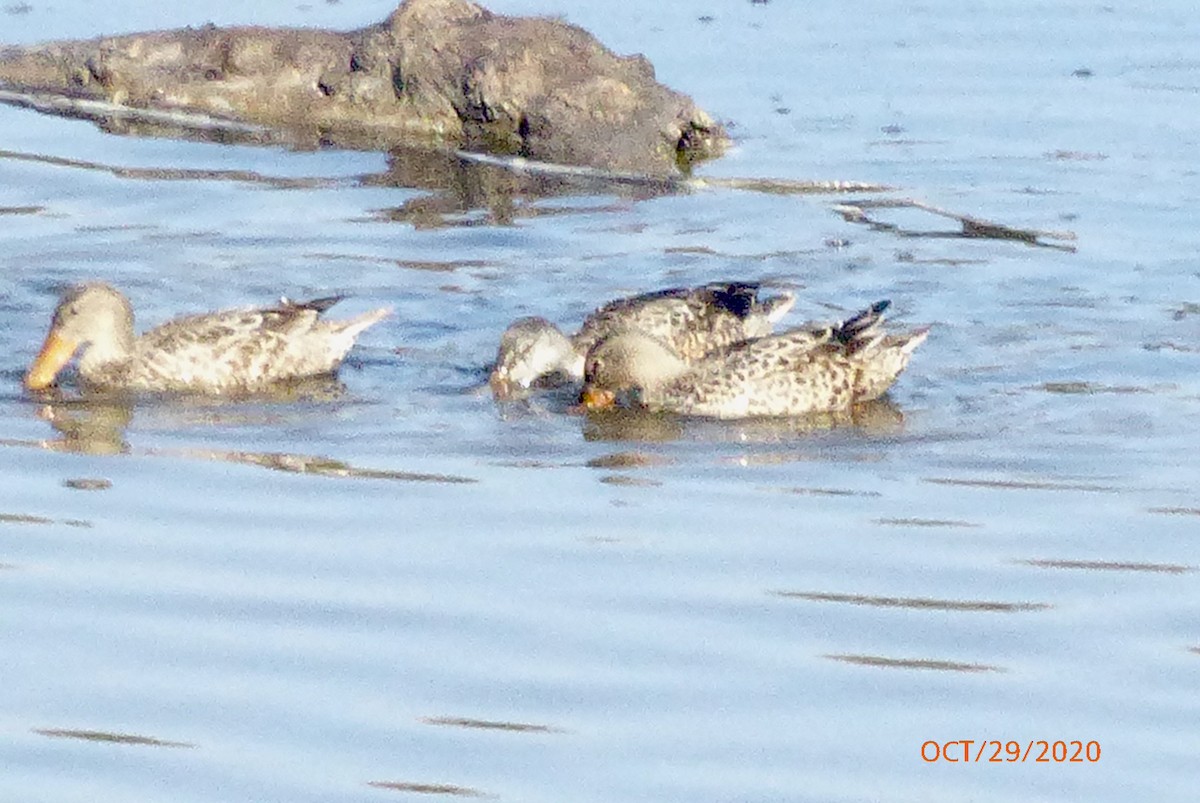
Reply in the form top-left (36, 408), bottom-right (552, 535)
top-left (78, 325), bottom-right (136, 381)
top-left (564, 350), bottom-right (586, 380)
top-left (642, 349), bottom-right (689, 390)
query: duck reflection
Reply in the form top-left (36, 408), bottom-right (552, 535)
top-left (28, 380), bottom-right (476, 484)
top-left (0, 140), bottom-right (675, 231)
top-left (29, 375), bottom-right (350, 455)
top-left (35, 393), bottom-right (133, 455)
top-left (367, 147), bottom-right (674, 228)
top-left (582, 396), bottom-right (910, 443)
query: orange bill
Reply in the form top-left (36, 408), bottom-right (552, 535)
top-left (580, 386), bottom-right (617, 410)
top-left (24, 330), bottom-right (79, 391)
top-left (488, 368), bottom-right (516, 400)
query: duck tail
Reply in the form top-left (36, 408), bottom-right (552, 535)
top-left (833, 300), bottom-right (890, 353)
top-left (337, 306), bottom-right (392, 339)
top-left (852, 325), bottom-right (930, 402)
top-left (762, 291), bottom-right (796, 324)
top-left (280, 295), bottom-right (346, 314)
top-left (895, 326), bottom-right (931, 354)
top-left (704, 282), bottom-right (761, 319)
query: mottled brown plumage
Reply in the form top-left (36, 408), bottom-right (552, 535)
top-left (24, 283), bottom-right (390, 393)
top-left (489, 282), bottom-right (795, 395)
top-left (582, 300), bottom-right (929, 419)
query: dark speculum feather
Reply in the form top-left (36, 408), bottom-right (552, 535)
top-left (602, 286), bottom-right (695, 310)
top-left (703, 282), bottom-right (761, 318)
top-left (832, 299), bottom-right (890, 346)
top-left (284, 296), bottom-right (345, 314)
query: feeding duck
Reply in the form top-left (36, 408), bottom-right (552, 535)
top-left (24, 282), bottom-right (391, 393)
top-left (489, 282), bottom-right (795, 397)
top-left (581, 300), bottom-right (928, 419)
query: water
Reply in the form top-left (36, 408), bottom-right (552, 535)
top-left (2, 1), bottom-right (1199, 801)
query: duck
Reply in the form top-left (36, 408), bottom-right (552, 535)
top-left (489, 282), bottom-right (795, 397)
top-left (580, 299), bottom-right (928, 419)
top-left (23, 282), bottom-right (391, 393)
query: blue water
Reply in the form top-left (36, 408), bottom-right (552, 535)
top-left (2, 1), bottom-right (1199, 801)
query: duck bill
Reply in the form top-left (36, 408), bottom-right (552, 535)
top-left (24, 330), bottom-right (79, 391)
top-left (488, 368), bottom-right (519, 400)
top-left (580, 386), bottom-right (617, 410)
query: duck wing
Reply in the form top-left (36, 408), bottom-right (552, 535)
top-left (575, 282), bottom-right (793, 361)
top-left (131, 296), bottom-right (373, 391)
top-left (655, 300), bottom-right (921, 418)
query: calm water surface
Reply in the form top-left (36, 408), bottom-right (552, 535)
top-left (2, 1), bottom-right (1199, 801)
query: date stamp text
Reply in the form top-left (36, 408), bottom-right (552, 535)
top-left (921, 740), bottom-right (1101, 763)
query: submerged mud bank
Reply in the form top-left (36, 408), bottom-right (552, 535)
top-left (0, 0), bottom-right (728, 174)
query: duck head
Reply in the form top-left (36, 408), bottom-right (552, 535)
top-left (580, 331), bottom-right (690, 410)
top-left (25, 283), bottom-right (135, 391)
top-left (489, 316), bottom-right (581, 399)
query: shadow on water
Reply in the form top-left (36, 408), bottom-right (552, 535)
top-left (832, 197), bottom-right (1078, 252)
top-left (823, 654), bottom-right (1004, 673)
top-left (366, 780), bottom-right (491, 799)
top-left (34, 728), bottom-right (194, 749)
top-left (774, 590), bottom-right (1052, 613)
top-left (418, 715), bottom-right (567, 734)
top-left (187, 449), bottom-right (476, 485)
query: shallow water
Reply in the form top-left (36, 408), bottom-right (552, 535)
top-left (2, 1), bottom-right (1199, 801)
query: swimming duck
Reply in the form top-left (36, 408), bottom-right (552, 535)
top-left (24, 282), bottom-right (391, 393)
top-left (581, 300), bottom-right (928, 419)
top-left (489, 282), bottom-right (795, 396)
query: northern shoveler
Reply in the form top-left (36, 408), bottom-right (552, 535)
top-left (24, 282), bottom-right (390, 393)
top-left (489, 282), bottom-right (795, 397)
top-left (580, 300), bottom-right (928, 419)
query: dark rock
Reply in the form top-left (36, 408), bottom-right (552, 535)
top-left (0, 0), bottom-right (728, 174)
